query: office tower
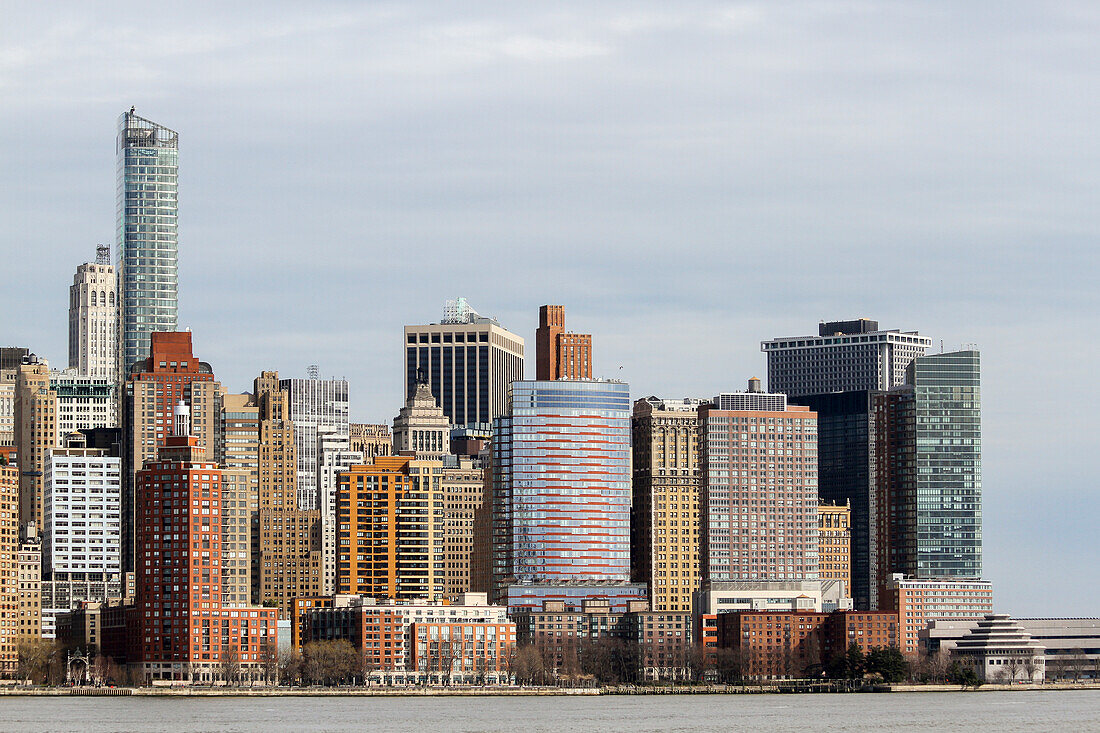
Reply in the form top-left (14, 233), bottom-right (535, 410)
top-left (404, 298), bottom-right (524, 428)
top-left (818, 501), bottom-right (851, 596)
top-left (699, 380), bottom-right (818, 584)
top-left (316, 429), bottom-right (362, 595)
top-left (336, 455), bottom-right (446, 601)
top-left (631, 396), bottom-right (704, 613)
top-left (535, 305), bottom-right (593, 381)
top-left (14, 356), bottom-right (57, 528)
top-left (761, 319), bottom-right (932, 397)
top-left (393, 379), bottom-right (450, 459)
top-left (134, 402), bottom-right (276, 682)
top-left (874, 350), bottom-right (983, 585)
top-left (121, 332), bottom-right (220, 574)
top-left (349, 423), bottom-right (392, 460)
top-left (280, 369), bottom-right (349, 510)
top-left (441, 455), bottom-right (485, 597)
top-left (116, 111), bottom-right (179, 375)
top-left (68, 245), bottom-right (118, 382)
top-left (0, 464), bottom-right (17, 673)
top-left (491, 380), bottom-right (645, 611)
top-left (254, 373), bottom-right (321, 612)
top-left (50, 369), bottom-right (116, 434)
top-left (0, 348), bottom-right (30, 372)
top-left (17, 527), bottom-right (41, 643)
top-left (43, 447), bottom-right (121, 584)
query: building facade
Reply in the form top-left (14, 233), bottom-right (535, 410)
top-left (43, 448), bottom-right (121, 584)
top-left (50, 370), bottom-right (116, 436)
top-left (631, 397), bottom-right (702, 613)
top-left (491, 380), bottom-right (641, 610)
top-left (535, 305), bottom-right (593, 381)
top-left (0, 465), bottom-right (17, 674)
top-left (14, 357), bottom-right (57, 528)
top-left (404, 299), bottom-right (524, 427)
top-left (116, 111), bottom-right (179, 375)
top-left (818, 502), bottom-right (851, 598)
top-left (349, 423), bottom-right (392, 460)
top-left (316, 435), bottom-right (362, 596)
top-left (761, 319), bottom-right (932, 397)
top-left (17, 529), bottom-right (42, 644)
top-left (280, 371), bottom-right (349, 511)
top-left (392, 380), bottom-right (450, 459)
top-left (68, 245), bottom-right (118, 383)
top-left (881, 574), bottom-right (994, 654)
top-left (441, 455), bottom-right (484, 597)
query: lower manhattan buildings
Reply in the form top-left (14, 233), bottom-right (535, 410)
top-left (491, 380), bottom-right (645, 612)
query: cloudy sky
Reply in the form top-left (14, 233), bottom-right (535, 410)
top-left (2, 2), bottom-right (1097, 616)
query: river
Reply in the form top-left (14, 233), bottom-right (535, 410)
top-left (2, 691), bottom-right (1098, 732)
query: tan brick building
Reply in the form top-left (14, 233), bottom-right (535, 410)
top-left (441, 456), bottom-right (485, 596)
top-left (14, 358), bottom-right (57, 528)
top-left (818, 501), bottom-right (852, 596)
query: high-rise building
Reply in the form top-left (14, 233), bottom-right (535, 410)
top-left (68, 245), bottom-right (118, 383)
top-left (349, 423), bottom-right (392, 460)
top-left (336, 455), bottom-right (446, 601)
top-left (117, 111), bottom-right (179, 375)
top-left (441, 455), bottom-right (485, 597)
top-left (280, 370), bottom-right (349, 511)
top-left (254, 373), bottom-right (322, 612)
top-left (316, 428), bottom-right (362, 595)
top-left (0, 373), bottom-right (15, 448)
top-left (631, 396), bottom-right (704, 613)
top-left (214, 394), bottom-right (260, 604)
top-left (491, 380), bottom-right (644, 611)
top-left (882, 574), bottom-right (994, 654)
top-left (818, 501), bottom-right (851, 597)
top-left (43, 448), bottom-right (121, 584)
top-left (50, 369), bottom-right (116, 435)
top-left (761, 319), bottom-right (932, 397)
top-left (134, 402), bottom-right (276, 682)
top-left (393, 379), bottom-right (450, 459)
top-left (14, 356), bottom-right (57, 528)
top-left (535, 305), bottom-right (593, 381)
top-left (0, 464), bottom-right (18, 674)
top-left (17, 527), bottom-right (41, 643)
top-left (404, 298), bottom-right (524, 428)
top-left (873, 350), bottom-right (983, 585)
top-left (219, 468), bottom-right (252, 608)
top-left (121, 332), bottom-right (219, 574)
top-left (699, 380), bottom-right (819, 584)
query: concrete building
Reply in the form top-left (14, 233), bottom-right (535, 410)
top-left (316, 431), bottom-right (362, 595)
top-left (952, 614), bottom-right (1045, 683)
top-left (121, 332), bottom-right (220, 574)
top-left (631, 396), bottom-right (703, 613)
top-left (335, 456), bottom-right (446, 601)
top-left (116, 111), bottom-right (179, 375)
top-left (0, 375), bottom-right (15, 448)
top-left (761, 319), bottom-right (932, 397)
top-left (392, 379), bottom-right (450, 459)
top-left (43, 448), bottom-right (121, 584)
top-left (694, 580), bottom-right (852, 617)
top-left (280, 370), bottom-right (349, 511)
top-left (296, 593), bottom-right (514, 685)
top-left (50, 370), bottom-right (116, 435)
top-left (17, 528), bottom-right (41, 643)
top-left (818, 502), bottom-right (851, 598)
top-left (254, 373), bottom-right (322, 613)
top-left (68, 245), bottom-right (118, 383)
top-left (15, 356), bottom-right (57, 528)
top-left (881, 574), bottom-right (994, 654)
top-left (349, 423), bottom-right (392, 460)
top-left (441, 455), bottom-right (484, 597)
top-left (699, 379), bottom-right (819, 585)
top-left (0, 464), bottom-right (17, 674)
top-left (133, 402), bottom-right (277, 682)
top-left (404, 298), bottom-right (524, 428)
top-left (535, 305), bottom-right (592, 381)
top-left (491, 380), bottom-right (645, 612)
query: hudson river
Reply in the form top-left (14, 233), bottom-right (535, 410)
top-left (3, 691), bottom-right (1099, 732)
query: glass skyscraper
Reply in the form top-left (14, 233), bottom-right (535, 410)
top-left (491, 380), bottom-right (643, 609)
top-left (117, 111), bottom-right (178, 374)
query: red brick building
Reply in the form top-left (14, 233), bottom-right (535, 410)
top-left (535, 305), bottom-right (592, 380)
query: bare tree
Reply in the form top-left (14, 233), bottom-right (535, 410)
top-left (260, 640), bottom-right (279, 685)
top-left (219, 648), bottom-right (241, 686)
top-left (1005, 655), bottom-right (1023, 684)
top-left (1023, 655), bottom-right (1037, 683)
top-left (279, 648), bottom-right (303, 687)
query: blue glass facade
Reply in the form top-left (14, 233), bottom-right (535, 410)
top-left (117, 112), bottom-right (178, 373)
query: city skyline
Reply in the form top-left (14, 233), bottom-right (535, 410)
top-left (1, 2), bottom-right (1097, 622)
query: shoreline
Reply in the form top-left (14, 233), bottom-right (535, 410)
top-left (1, 683), bottom-right (1098, 697)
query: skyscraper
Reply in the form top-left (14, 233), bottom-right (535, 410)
top-left (392, 378), bottom-right (450, 459)
top-left (491, 380), bottom-right (645, 611)
top-left (761, 319), bottom-right (932, 397)
top-left (535, 305), bottom-right (592, 381)
top-left (404, 298), bottom-right (524, 429)
top-left (699, 382), bottom-right (819, 584)
top-left (280, 369), bottom-right (349, 510)
top-left (69, 245), bottom-right (118, 383)
top-left (117, 111), bottom-right (179, 375)
top-left (873, 351), bottom-right (983, 584)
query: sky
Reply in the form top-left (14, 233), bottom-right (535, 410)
top-left (1, 1), bottom-right (1097, 617)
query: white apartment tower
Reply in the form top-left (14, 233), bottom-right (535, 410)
top-left (68, 245), bottom-right (118, 383)
top-left (43, 447), bottom-right (122, 582)
top-left (280, 368), bottom-right (349, 511)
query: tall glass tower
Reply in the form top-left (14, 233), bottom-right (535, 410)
top-left (117, 111), bottom-right (179, 375)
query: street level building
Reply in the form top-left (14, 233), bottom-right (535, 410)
top-left (953, 614), bottom-right (1045, 683)
top-left (116, 111), bottom-right (179, 375)
top-left (404, 298), bottom-right (524, 428)
top-left (535, 305), bottom-right (592, 381)
top-left (68, 245), bottom-right (118, 383)
top-left (631, 397), bottom-right (703, 613)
